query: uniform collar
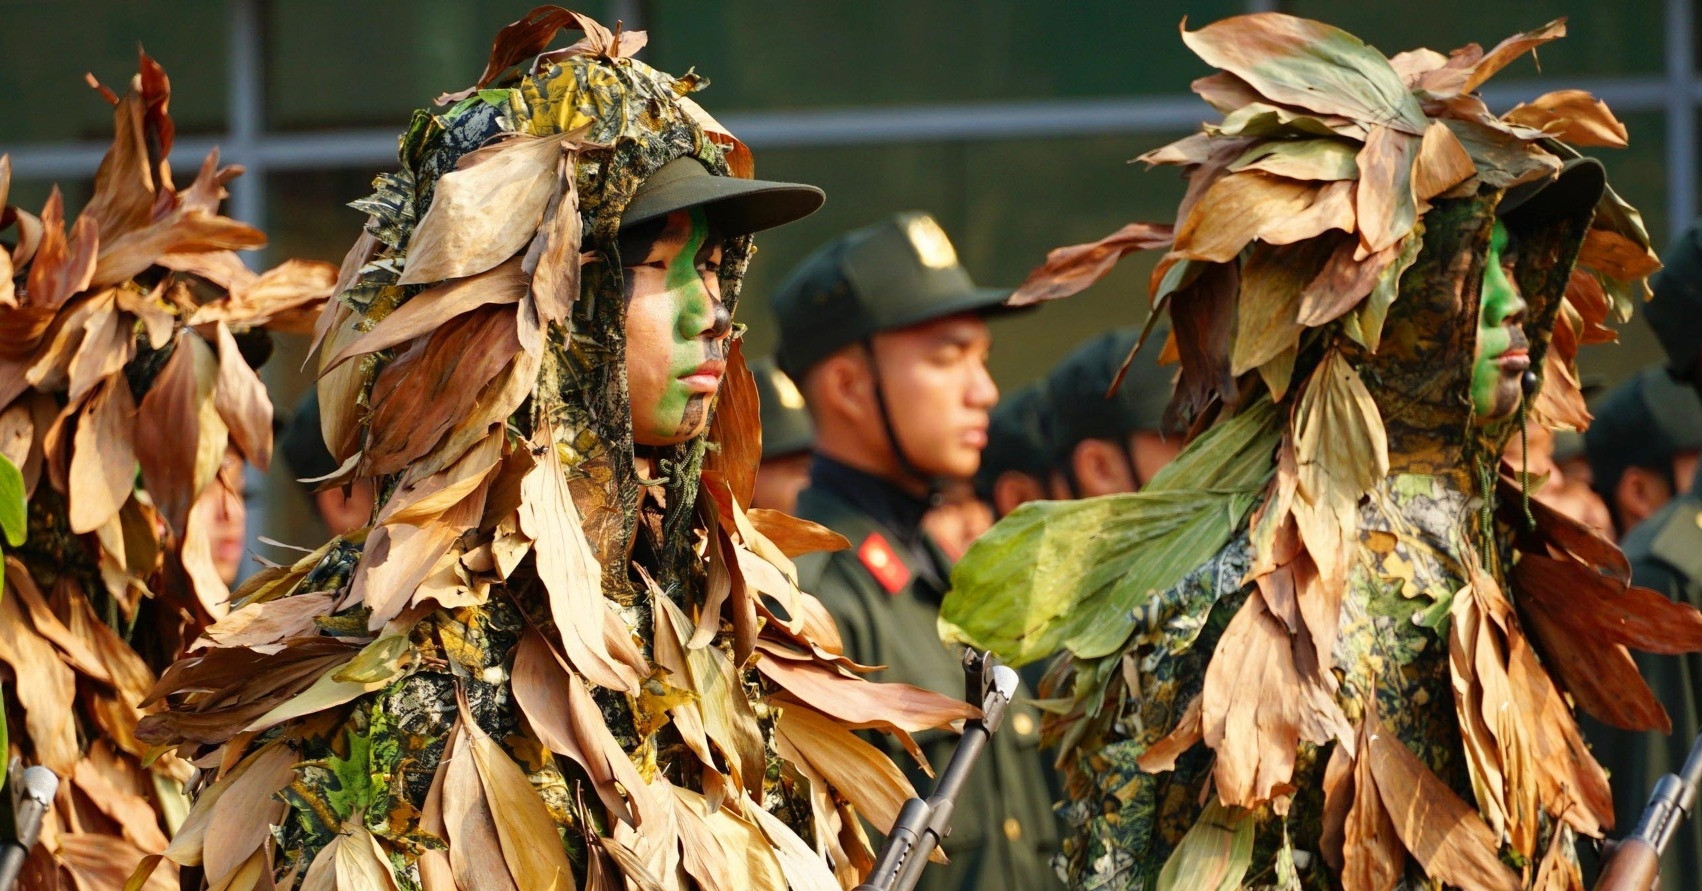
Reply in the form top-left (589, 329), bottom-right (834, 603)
top-left (808, 454), bottom-right (934, 550)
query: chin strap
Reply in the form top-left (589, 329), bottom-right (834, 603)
top-left (862, 338), bottom-right (944, 506)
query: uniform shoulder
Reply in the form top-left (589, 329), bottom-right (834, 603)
top-left (1628, 494), bottom-right (1702, 585)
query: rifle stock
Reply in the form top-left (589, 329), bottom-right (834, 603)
top-left (1594, 730), bottom-right (1702, 891)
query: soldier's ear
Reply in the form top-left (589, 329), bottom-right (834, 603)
top-left (993, 471), bottom-right (1044, 518)
top-left (1072, 438), bottom-right (1136, 498)
top-left (803, 349), bottom-right (879, 426)
top-left (1617, 466), bottom-right (1676, 530)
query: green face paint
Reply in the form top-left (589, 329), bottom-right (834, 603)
top-left (626, 208), bottom-right (727, 445)
top-left (1470, 221), bottom-right (1530, 420)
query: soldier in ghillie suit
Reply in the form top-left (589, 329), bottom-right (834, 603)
top-left (0, 56), bottom-right (336, 888)
top-left (940, 13), bottom-right (1702, 891)
top-left (136, 9), bottom-right (978, 890)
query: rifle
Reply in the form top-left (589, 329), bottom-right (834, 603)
top-left (0, 760), bottom-right (59, 891)
top-left (1595, 729), bottom-right (1702, 890)
top-left (854, 649), bottom-right (1020, 891)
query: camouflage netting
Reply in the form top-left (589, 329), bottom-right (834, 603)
top-left (137, 8), bottom-right (975, 890)
top-left (941, 14), bottom-right (1702, 891)
top-left (0, 54), bottom-right (336, 889)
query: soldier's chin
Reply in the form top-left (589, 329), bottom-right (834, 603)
top-left (633, 396), bottom-right (712, 447)
top-left (1473, 377), bottom-right (1525, 425)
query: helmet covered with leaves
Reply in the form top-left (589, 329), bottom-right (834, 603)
top-left (0, 54), bottom-right (335, 889)
top-left (941, 13), bottom-right (1702, 891)
top-left (138, 8), bottom-right (974, 891)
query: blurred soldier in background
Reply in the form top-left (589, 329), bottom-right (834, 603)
top-left (749, 356), bottom-right (815, 513)
top-left (1044, 328), bottom-right (1179, 498)
top-left (1587, 366), bottom-right (1702, 537)
top-left (774, 211), bottom-right (1061, 891)
top-left (973, 382), bottom-right (1054, 518)
top-left (279, 391), bottom-right (375, 536)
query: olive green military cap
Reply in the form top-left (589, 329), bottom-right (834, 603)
top-left (1045, 328), bottom-right (1176, 465)
top-left (771, 211), bottom-right (1010, 379)
top-left (621, 157), bottom-right (825, 237)
top-left (1586, 366), bottom-right (1702, 497)
top-left (973, 382), bottom-right (1054, 502)
top-left (748, 356), bottom-right (814, 460)
top-left (1648, 216), bottom-right (1702, 380)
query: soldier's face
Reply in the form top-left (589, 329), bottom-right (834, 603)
top-left (1472, 221), bottom-right (1530, 422)
top-left (871, 314), bottom-right (999, 479)
top-left (622, 208), bottom-right (731, 446)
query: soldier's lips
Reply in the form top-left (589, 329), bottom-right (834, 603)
top-left (1496, 348), bottom-right (1530, 373)
top-left (962, 426), bottom-right (988, 448)
top-left (678, 360), bottom-right (725, 393)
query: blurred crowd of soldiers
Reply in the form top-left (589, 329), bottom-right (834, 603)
top-left (259, 209), bottom-right (1702, 891)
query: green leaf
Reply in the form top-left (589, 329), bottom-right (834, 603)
top-left (0, 452), bottom-right (25, 548)
top-left (1228, 138), bottom-right (1361, 181)
top-left (1155, 799), bottom-right (1255, 891)
top-left (941, 398), bottom-right (1281, 665)
top-left (1182, 13), bottom-right (1427, 135)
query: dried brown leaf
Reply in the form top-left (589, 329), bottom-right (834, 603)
top-left (1364, 713), bottom-right (1520, 891)
top-left (511, 629), bottom-right (646, 826)
top-left (1355, 126), bottom-right (1420, 254)
top-left (745, 509), bottom-right (849, 557)
top-left (1173, 171), bottom-right (1319, 263)
top-left (25, 188), bottom-right (99, 309)
top-left (1343, 729), bottom-right (1402, 891)
top-left (399, 132), bottom-right (577, 285)
top-left (135, 331), bottom-right (222, 536)
top-left (706, 341), bottom-right (761, 510)
top-left (1412, 120), bottom-right (1476, 200)
top-left (0, 582), bottom-right (78, 773)
top-left (440, 725), bottom-right (520, 891)
top-left (68, 375), bottom-right (137, 534)
top-left (468, 715), bottom-right (576, 890)
top-left (203, 741), bottom-right (294, 885)
top-left (1008, 222), bottom-right (1173, 306)
top-left (325, 257), bottom-right (527, 373)
top-left (91, 150), bottom-right (265, 289)
top-left (212, 322), bottom-right (272, 471)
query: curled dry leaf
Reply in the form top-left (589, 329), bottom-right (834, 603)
top-left (399, 131), bottom-right (578, 285)
top-left (745, 509), bottom-right (849, 557)
top-left (1173, 172), bottom-right (1320, 263)
top-left (1008, 222), bottom-right (1174, 306)
top-left (68, 375), bottom-right (137, 534)
top-left (323, 256), bottom-right (528, 372)
top-left (1354, 125), bottom-right (1420, 254)
top-left (212, 322), bottom-right (272, 471)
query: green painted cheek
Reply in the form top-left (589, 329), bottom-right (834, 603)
top-left (649, 212), bottom-right (712, 438)
top-left (1470, 222), bottom-right (1518, 417)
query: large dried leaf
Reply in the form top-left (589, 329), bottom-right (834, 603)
top-left (335, 825), bottom-right (400, 891)
top-left (440, 727), bottom-right (519, 891)
top-left (519, 426), bottom-right (645, 691)
top-left (757, 654), bottom-right (976, 736)
top-left (1412, 120), bottom-right (1476, 200)
top-left (0, 581), bottom-right (78, 773)
top-left (1181, 13), bottom-right (1426, 134)
top-left (82, 60), bottom-right (168, 246)
top-left (524, 148), bottom-right (582, 329)
top-left (399, 132), bottom-right (578, 285)
top-left (743, 792), bottom-right (842, 891)
top-left (1173, 172), bottom-right (1319, 263)
top-left (245, 635), bottom-right (409, 732)
top-left (511, 629), bottom-right (648, 826)
top-left (670, 786), bottom-right (787, 891)
top-left (1417, 20), bottom-right (1568, 97)
top-left (138, 637), bottom-right (361, 746)
top-left (1364, 713), bottom-right (1520, 891)
top-left (745, 509), bottom-right (849, 557)
top-left (135, 332), bottom-right (224, 536)
top-left (71, 745), bottom-right (169, 853)
top-left (68, 375), bottom-right (137, 533)
top-left (24, 188), bottom-right (99, 310)
top-left (1232, 239), bottom-right (1331, 376)
top-left (1355, 126), bottom-right (1420, 254)
top-left (1260, 178), bottom-right (1356, 246)
top-left (1576, 227), bottom-right (1663, 284)
top-left (1342, 730), bottom-right (1402, 891)
top-left (91, 150), bottom-right (266, 289)
top-left (1008, 222), bottom-right (1173, 306)
top-left (1229, 138), bottom-right (1359, 181)
top-left (707, 342), bottom-right (761, 510)
top-left (1291, 349), bottom-right (1386, 590)
top-left (65, 294), bottom-right (132, 404)
top-left (198, 592), bottom-right (334, 651)
top-left (460, 6), bottom-right (643, 96)
top-left (775, 703), bottom-right (921, 836)
top-left (323, 256), bottom-right (526, 372)
top-left (203, 741), bottom-right (294, 885)
top-left (467, 711), bottom-right (576, 890)
top-left (212, 322), bottom-right (272, 471)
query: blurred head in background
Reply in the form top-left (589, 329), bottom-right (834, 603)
top-left (775, 212), bottom-right (1007, 494)
top-left (749, 356), bottom-right (815, 513)
top-left (973, 382), bottom-right (1054, 519)
top-left (1586, 366), bottom-right (1702, 536)
top-left (1045, 328), bottom-right (1179, 498)
top-left (281, 391), bottom-right (375, 536)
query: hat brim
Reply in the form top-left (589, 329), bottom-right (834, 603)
top-left (622, 174), bottom-right (825, 237)
top-left (1497, 157), bottom-right (1606, 223)
top-left (880, 286), bottom-right (1019, 331)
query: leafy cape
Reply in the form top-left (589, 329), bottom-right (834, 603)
top-left (943, 14), bottom-right (1694, 891)
top-left (137, 8), bottom-right (974, 891)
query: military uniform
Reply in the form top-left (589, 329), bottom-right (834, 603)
top-left (774, 212), bottom-right (1063, 891)
top-left (794, 461), bottom-right (1061, 891)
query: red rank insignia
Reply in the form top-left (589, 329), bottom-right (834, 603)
top-left (858, 533), bottom-right (911, 595)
